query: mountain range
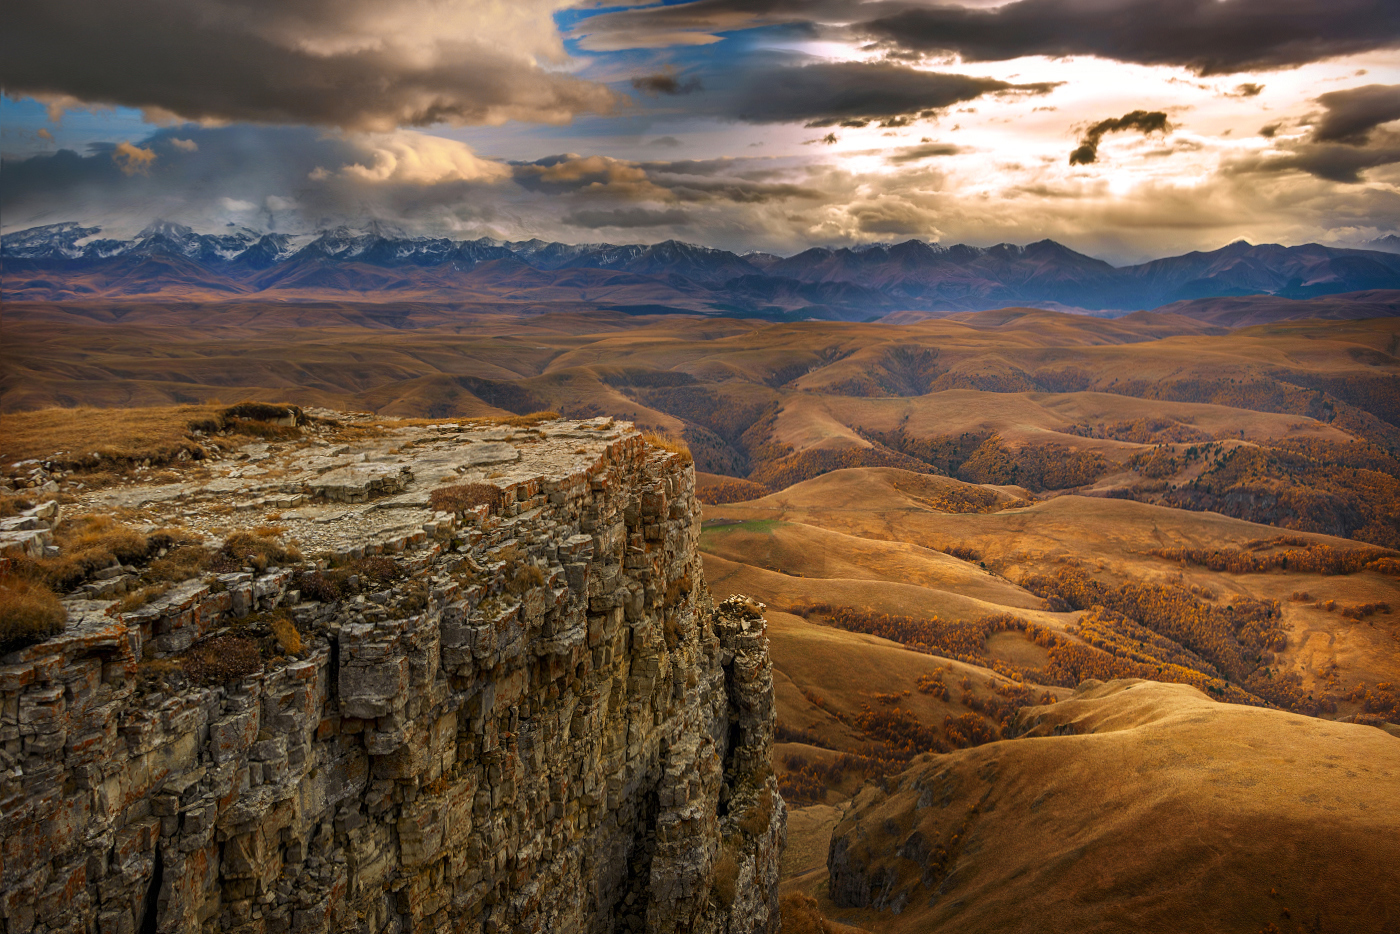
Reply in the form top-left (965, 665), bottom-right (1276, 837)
top-left (5, 220), bottom-right (1400, 320)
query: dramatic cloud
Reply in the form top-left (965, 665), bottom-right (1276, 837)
top-left (513, 153), bottom-right (667, 200)
top-left (169, 138), bottom-right (198, 152)
top-left (857, 0), bottom-right (1400, 75)
top-left (1069, 111), bottom-right (1171, 165)
top-left (1312, 84), bottom-right (1400, 143)
top-left (563, 207), bottom-right (692, 228)
top-left (727, 61), bottom-right (1058, 126)
top-left (1, 0), bottom-right (617, 130)
top-left (331, 132), bottom-right (509, 185)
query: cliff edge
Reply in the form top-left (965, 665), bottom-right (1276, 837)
top-left (0, 413), bottom-right (786, 933)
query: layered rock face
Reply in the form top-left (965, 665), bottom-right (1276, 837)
top-left (0, 419), bottom-right (785, 933)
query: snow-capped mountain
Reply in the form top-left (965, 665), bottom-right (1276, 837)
top-left (5, 220), bottom-right (1400, 317)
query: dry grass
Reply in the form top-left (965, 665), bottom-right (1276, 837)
top-left (118, 582), bottom-right (172, 612)
top-left (643, 432), bottom-right (694, 464)
top-left (214, 531), bottom-right (303, 573)
top-left (429, 482), bottom-right (501, 514)
top-left (0, 404), bottom-right (220, 466)
top-left (779, 894), bottom-right (872, 934)
top-left (0, 577), bottom-right (66, 651)
top-left (145, 541), bottom-right (213, 582)
top-left (9, 514), bottom-right (152, 592)
top-left (738, 791), bottom-right (776, 836)
top-left (713, 849), bottom-right (739, 908)
top-left (270, 611), bottom-right (303, 654)
top-left (0, 494), bottom-right (35, 518)
top-left (0, 400), bottom-right (307, 470)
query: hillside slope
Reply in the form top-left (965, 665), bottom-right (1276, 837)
top-left (822, 679), bottom-right (1400, 934)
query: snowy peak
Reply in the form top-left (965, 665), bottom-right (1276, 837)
top-left (4, 221), bottom-right (1400, 314)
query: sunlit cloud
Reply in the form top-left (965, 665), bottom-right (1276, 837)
top-left (333, 131), bottom-right (510, 185)
top-left (111, 140), bottom-right (155, 175)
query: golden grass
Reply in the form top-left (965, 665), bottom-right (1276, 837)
top-left (0, 404), bottom-right (219, 466)
top-left (0, 577), bottom-right (66, 651)
top-left (779, 894), bottom-right (873, 934)
top-left (0, 400), bottom-right (309, 468)
top-left (10, 514), bottom-right (152, 592)
top-left (270, 611), bottom-right (303, 654)
top-left (215, 531), bottom-right (302, 573)
top-left (643, 431), bottom-right (693, 463)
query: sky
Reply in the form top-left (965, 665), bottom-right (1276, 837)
top-left (2, 0), bottom-right (1400, 263)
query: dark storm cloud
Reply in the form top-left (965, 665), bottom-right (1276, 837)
top-left (631, 74), bottom-right (704, 96)
top-left (1069, 111), bottom-right (1171, 165)
top-left (0, 0), bottom-right (617, 130)
top-left (573, 0), bottom-right (1400, 75)
top-left (1312, 84), bottom-right (1400, 143)
top-left (856, 0), bottom-right (1400, 76)
top-left (563, 207), bottom-right (691, 228)
top-left (728, 61), bottom-right (1058, 126)
top-left (1234, 136), bottom-right (1400, 184)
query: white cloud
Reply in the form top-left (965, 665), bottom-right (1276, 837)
top-left (170, 138), bottom-right (199, 152)
top-left (220, 197), bottom-right (256, 211)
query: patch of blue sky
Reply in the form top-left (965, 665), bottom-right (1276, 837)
top-left (0, 96), bottom-right (157, 160)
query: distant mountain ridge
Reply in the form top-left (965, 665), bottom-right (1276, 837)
top-left (6, 220), bottom-right (1400, 320)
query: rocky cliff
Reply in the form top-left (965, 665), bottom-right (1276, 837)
top-left (0, 415), bottom-right (785, 933)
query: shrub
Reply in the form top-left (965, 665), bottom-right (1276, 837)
top-left (0, 577), bottom-right (66, 651)
top-left (181, 635), bottom-right (263, 684)
top-left (297, 571), bottom-right (342, 603)
top-left (738, 792), bottom-right (775, 837)
top-left (506, 563), bottom-right (545, 596)
top-left (695, 476), bottom-right (771, 506)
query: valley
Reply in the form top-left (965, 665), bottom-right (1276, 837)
top-left (3, 299), bottom-right (1398, 933)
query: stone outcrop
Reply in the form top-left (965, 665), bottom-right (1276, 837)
top-left (0, 418), bottom-right (785, 933)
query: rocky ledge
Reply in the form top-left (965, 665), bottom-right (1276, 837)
top-left (0, 416), bottom-right (785, 934)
